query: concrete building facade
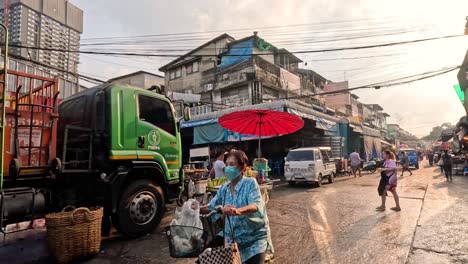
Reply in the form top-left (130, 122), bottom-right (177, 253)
top-left (159, 33), bottom-right (306, 115)
top-left (1, 0), bottom-right (83, 98)
top-left (108, 71), bottom-right (165, 90)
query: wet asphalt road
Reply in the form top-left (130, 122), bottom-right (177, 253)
top-left (2, 161), bottom-right (468, 264)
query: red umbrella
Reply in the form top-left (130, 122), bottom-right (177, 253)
top-left (219, 110), bottom-right (304, 157)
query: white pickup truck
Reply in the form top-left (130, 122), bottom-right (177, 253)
top-left (284, 147), bottom-right (336, 187)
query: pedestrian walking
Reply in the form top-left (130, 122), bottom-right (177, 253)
top-left (427, 151), bottom-right (434, 166)
top-left (349, 149), bottom-right (363, 177)
top-left (400, 151), bottom-right (413, 176)
top-left (376, 150), bottom-right (401, 212)
top-left (441, 150), bottom-right (453, 181)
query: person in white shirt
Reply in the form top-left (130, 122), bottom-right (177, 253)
top-left (349, 150), bottom-right (363, 177)
top-left (213, 151), bottom-right (225, 178)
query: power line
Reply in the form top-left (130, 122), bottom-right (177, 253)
top-left (79, 26), bottom-right (428, 47)
top-left (80, 16), bottom-right (408, 41)
top-left (282, 65), bottom-right (461, 100)
top-left (307, 53), bottom-right (405, 62)
top-left (6, 33), bottom-right (465, 58)
top-left (14, 56), bottom-right (106, 84)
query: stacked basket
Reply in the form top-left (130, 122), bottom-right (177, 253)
top-left (46, 206), bottom-right (103, 263)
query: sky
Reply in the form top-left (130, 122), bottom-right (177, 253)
top-left (71, 0), bottom-right (468, 137)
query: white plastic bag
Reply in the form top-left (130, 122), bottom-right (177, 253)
top-left (171, 199), bottom-right (203, 228)
top-left (169, 199), bottom-right (204, 255)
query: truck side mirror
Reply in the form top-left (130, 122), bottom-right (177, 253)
top-left (183, 106), bottom-right (191, 121)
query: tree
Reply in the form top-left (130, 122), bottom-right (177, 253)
top-left (421, 122), bottom-right (453, 141)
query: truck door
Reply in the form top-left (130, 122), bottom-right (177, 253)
top-left (136, 94), bottom-right (180, 173)
top-left (320, 149), bottom-right (330, 175)
top-left (315, 149), bottom-right (324, 176)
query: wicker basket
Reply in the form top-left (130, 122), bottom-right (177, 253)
top-left (46, 206), bottom-right (103, 263)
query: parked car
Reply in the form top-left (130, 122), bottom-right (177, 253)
top-left (397, 148), bottom-right (420, 169)
top-left (284, 147), bottom-right (336, 187)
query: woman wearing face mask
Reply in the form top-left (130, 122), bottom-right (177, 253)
top-left (200, 149), bottom-right (273, 264)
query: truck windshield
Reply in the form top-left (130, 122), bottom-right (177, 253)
top-left (287, 151), bottom-right (314, 161)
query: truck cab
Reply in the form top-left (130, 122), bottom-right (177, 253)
top-left (284, 147), bottom-right (336, 187)
top-left (55, 84), bottom-right (186, 237)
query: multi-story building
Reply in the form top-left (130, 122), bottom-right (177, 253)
top-left (0, 0), bottom-right (83, 97)
top-left (159, 33), bottom-right (305, 114)
top-left (4, 54), bottom-right (86, 99)
top-left (322, 81), bottom-right (363, 121)
top-left (388, 124), bottom-right (419, 144)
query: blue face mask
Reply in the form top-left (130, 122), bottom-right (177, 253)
top-left (224, 166), bottom-right (241, 182)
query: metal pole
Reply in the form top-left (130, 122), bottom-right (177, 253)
top-left (258, 114), bottom-right (262, 158)
top-left (0, 23), bottom-right (9, 190)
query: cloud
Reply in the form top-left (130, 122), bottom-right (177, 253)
top-left (71, 0), bottom-right (468, 137)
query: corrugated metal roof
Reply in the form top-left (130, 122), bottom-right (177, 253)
top-left (188, 100), bottom-right (341, 123)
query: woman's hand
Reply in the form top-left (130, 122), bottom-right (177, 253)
top-left (199, 205), bottom-right (211, 215)
top-left (223, 205), bottom-right (241, 216)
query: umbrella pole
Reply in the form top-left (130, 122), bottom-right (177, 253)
top-left (258, 115), bottom-right (262, 158)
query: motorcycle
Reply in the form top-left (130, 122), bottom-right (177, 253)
top-left (362, 158), bottom-right (384, 173)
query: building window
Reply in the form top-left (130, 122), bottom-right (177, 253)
top-left (138, 95), bottom-right (176, 135)
top-left (169, 67), bottom-right (182, 80)
top-left (186, 61), bottom-right (199, 74)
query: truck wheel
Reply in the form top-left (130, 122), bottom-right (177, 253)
top-left (415, 164), bottom-right (419, 170)
top-left (115, 179), bottom-right (165, 238)
top-left (316, 174), bottom-right (323, 187)
top-left (288, 181), bottom-right (296, 186)
top-left (328, 172), bottom-right (335, 184)
top-left (370, 167), bottom-right (377, 173)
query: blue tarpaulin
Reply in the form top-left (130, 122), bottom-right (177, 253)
top-left (193, 123), bottom-right (225, 144)
top-left (218, 38), bottom-right (254, 68)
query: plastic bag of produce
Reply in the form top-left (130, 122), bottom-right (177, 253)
top-left (167, 199), bottom-right (204, 258)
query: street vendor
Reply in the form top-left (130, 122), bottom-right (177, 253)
top-left (200, 150), bottom-right (274, 264)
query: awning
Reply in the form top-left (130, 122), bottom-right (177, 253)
top-left (349, 124), bottom-right (363, 133)
top-left (362, 126), bottom-right (381, 137)
top-left (287, 108), bottom-right (337, 131)
top-left (181, 118), bottom-right (217, 128)
top-left (381, 139), bottom-right (393, 147)
top-left (167, 91), bottom-right (201, 103)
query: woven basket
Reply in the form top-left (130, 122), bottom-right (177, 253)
top-left (46, 206), bottom-right (103, 263)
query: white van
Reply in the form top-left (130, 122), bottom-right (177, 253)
top-left (284, 147), bottom-right (336, 187)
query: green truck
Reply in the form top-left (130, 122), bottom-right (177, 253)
top-left (1, 80), bottom-right (189, 237)
top-left (54, 84), bottom-right (189, 237)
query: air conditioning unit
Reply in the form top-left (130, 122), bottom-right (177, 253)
top-left (204, 84), bottom-right (214, 91)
